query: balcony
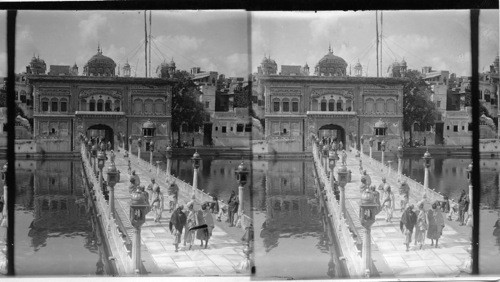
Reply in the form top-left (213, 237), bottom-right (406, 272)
top-left (75, 111), bottom-right (125, 117)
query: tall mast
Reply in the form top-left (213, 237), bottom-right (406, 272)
top-left (149, 11), bottom-right (152, 78)
top-left (376, 11), bottom-right (379, 77)
top-left (144, 10), bottom-right (148, 77)
top-left (380, 11), bottom-right (383, 77)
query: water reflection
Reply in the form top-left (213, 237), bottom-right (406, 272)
top-left (11, 160), bottom-right (109, 276)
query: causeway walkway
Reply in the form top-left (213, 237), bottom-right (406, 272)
top-left (109, 149), bottom-right (247, 276)
top-left (332, 149), bottom-right (471, 278)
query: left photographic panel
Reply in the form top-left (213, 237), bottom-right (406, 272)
top-left (0, 10), bottom-right (7, 276)
top-left (11, 10), bottom-right (252, 277)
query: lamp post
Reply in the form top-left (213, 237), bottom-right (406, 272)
top-left (106, 162), bottom-right (119, 218)
top-left (380, 140), bottom-right (386, 166)
top-left (322, 144), bottom-right (329, 175)
top-left (137, 138), bottom-right (142, 160)
top-left (236, 162), bottom-right (249, 216)
top-left (360, 136), bottom-right (364, 155)
top-left (466, 163), bottom-right (473, 216)
top-left (130, 191), bottom-right (149, 274)
top-left (359, 189), bottom-right (378, 277)
top-left (422, 150), bottom-right (432, 199)
top-left (368, 137), bottom-right (374, 159)
top-left (337, 164), bottom-right (349, 218)
top-left (128, 136), bottom-right (132, 152)
top-left (237, 224), bottom-right (254, 273)
top-left (328, 150), bottom-right (338, 189)
top-left (156, 161), bottom-right (161, 176)
top-left (397, 145), bottom-right (403, 180)
top-left (149, 140), bottom-right (154, 167)
top-left (191, 151), bottom-right (201, 199)
top-left (165, 145), bottom-right (172, 177)
top-left (91, 144), bottom-right (98, 175)
top-left (97, 150), bottom-right (107, 194)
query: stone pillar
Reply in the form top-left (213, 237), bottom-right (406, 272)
top-left (150, 150), bottom-right (153, 167)
top-left (1, 185), bottom-right (7, 227)
top-left (156, 161), bottom-right (161, 176)
top-left (339, 185), bottom-right (345, 218)
top-left (397, 157), bottom-right (402, 178)
top-left (192, 168), bottom-right (199, 195)
top-left (238, 183), bottom-right (244, 216)
top-left (99, 167), bottom-right (103, 193)
top-left (132, 227), bottom-right (141, 273)
top-left (381, 150), bottom-right (385, 166)
top-left (166, 158), bottom-right (171, 177)
top-left (109, 184), bottom-right (115, 218)
top-left (369, 146), bottom-right (373, 159)
top-left (362, 227), bottom-right (372, 275)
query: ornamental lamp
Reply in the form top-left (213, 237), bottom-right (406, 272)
top-left (337, 164), bottom-right (349, 188)
top-left (128, 136), bottom-right (132, 144)
top-left (422, 150), bottom-right (432, 168)
top-left (106, 162), bottom-right (119, 187)
top-left (359, 189), bottom-right (378, 228)
top-left (137, 138), bottom-right (142, 148)
top-left (397, 145), bottom-right (403, 159)
top-left (192, 151), bottom-right (201, 169)
top-left (369, 137), bottom-right (374, 147)
top-left (380, 140), bottom-right (386, 152)
top-left (149, 140), bottom-right (155, 152)
top-left (328, 150), bottom-right (337, 169)
top-left (360, 135), bottom-right (364, 145)
top-left (466, 163), bottom-right (473, 182)
top-left (130, 191), bottom-right (149, 228)
top-left (91, 144), bottom-right (99, 158)
top-left (166, 145), bottom-right (173, 159)
top-left (97, 150), bottom-right (106, 170)
top-left (236, 162), bottom-right (249, 186)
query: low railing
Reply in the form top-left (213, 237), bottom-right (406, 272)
top-left (80, 144), bottom-right (134, 274)
top-left (127, 150), bottom-right (253, 229)
top-left (355, 147), bottom-right (449, 206)
top-left (312, 143), bottom-right (364, 278)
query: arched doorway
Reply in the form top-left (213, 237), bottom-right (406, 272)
top-left (318, 124), bottom-right (346, 146)
top-left (87, 124), bottom-right (114, 149)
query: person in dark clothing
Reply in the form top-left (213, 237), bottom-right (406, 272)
top-left (400, 204), bottom-right (418, 251)
top-left (209, 193), bottom-right (220, 214)
top-left (227, 191), bottom-right (239, 227)
top-left (169, 205), bottom-right (187, 252)
top-left (458, 190), bottom-right (469, 226)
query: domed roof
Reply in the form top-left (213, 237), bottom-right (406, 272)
top-left (142, 119), bottom-right (156, 129)
top-left (355, 61), bottom-right (362, 68)
top-left (391, 61), bottom-right (401, 67)
top-left (84, 46), bottom-right (116, 76)
top-left (316, 50), bottom-right (347, 69)
top-left (169, 58), bottom-right (176, 67)
top-left (123, 60), bottom-right (130, 68)
top-left (400, 58), bottom-right (407, 66)
top-left (374, 119), bottom-right (387, 128)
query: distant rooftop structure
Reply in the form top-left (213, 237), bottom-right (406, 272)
top-left (48, 65), bottom-right (71, 76)
top-left (280, 65), bottom-right (302, 76)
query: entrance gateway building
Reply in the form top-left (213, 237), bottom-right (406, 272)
top-left (28, 47), bottom-right (175, 153)
top-left (255, 47), bottom-right (408, 153)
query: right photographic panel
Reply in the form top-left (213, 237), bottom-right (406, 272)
top-left (250, 10), bottom-right (499, 279)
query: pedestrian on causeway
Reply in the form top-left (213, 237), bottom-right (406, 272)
top-left (427, 202), bottom-right (445, 248)
top-left (169, 205), bottom-right (186, 252)
top-left (400, 204), bottom-right (417, 252)
top-left (415, 201), bottom-right (428, 249)
top-left (382, 184), bottom-right (395, 222)
top-left (184, 201), bottom-right (197, 250)
top-left (151, 186), bottom-right (164, 222)
top-left (341, 150), bottom-right (347, 165)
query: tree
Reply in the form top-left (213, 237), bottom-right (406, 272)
top-left (402, 70), bottom-right (439, 146)
top-left (170, 71), bottom-right (208, 147)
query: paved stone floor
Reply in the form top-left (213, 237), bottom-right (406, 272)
top-left (110, 150), bottom-right (247, 276)
top-left (334, 149), bottom-right (471, 278)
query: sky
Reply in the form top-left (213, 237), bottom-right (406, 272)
top-left (252, 10), bottom-right (499, 77)
top-left (0, 10), bottom-right (250, 78)
top-left (0, 10), bottom-right (498, 78)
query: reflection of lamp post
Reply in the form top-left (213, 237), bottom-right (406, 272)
top-left (236, 162), bottom-right (249, 216)
top-left (191, 151), bottom-right (201, 199)
top-left (397, 145), bottom-right (403, 179)
top-left (130, 191), bottom-right (149, 274)
top-left (359, 189), bottom-right (378, 277)
top-left (97, 150), bottom-right (106, 193)
top-left (360, 136), bottom-right (364, 155)
top-left (107, 162), bottom-right (119, 218)
top-left (128, 136), bottom-right (132, 152)
top-left (165, 145), bottom-right (172, 177)
top-left (380, 140), bottom-right (386, 166)
top-left (237, 224), bottom-right (254, 273)
top-left (328, 150), bottom-right (337, 189)
top-left (137, 138), bottom-right (142, 160)
top-left (368, 137), bottom-right (374, 159)
top-left (466, 163), bottom-right (473, 216)
top-left (337, 164), bottom-right (349, 217)
top-left (323, 144), bottom-right (329, 175)
top-left (422, 150), bottom-right (432, 199)
top-left (149, 140), bottom-right (154, 167)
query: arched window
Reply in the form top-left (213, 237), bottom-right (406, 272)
top-left (328, 99), bottom-right (335, 111)
top-left (386, 99), bottom-right (396, 114)
top-left (376, 98), bottom-right (385, 113)
top-left (51, 98), bottom-right (58, 112)
top-left (144, 99), bottom-right (154, 114)
top-left (282, 98), bottom-right (290, 112)
top-left (105, 100), bottom-right (112, 111)
top-left (20, 90), bottom-right (27, 103)
top-left (41, 98), bottom-right (49, 112)
top-left (97, 99), bottom-right (104, 111)
top-left (133, 99), bottom-right (142, 114)
top-left (346, 99), bottom-right (352, 111)
top-left (273, 98), bottom-right (280, 112)
top-left (365, 98), bottom-right (374, 114)
top-left (89, 99), bottom-right (96, 111)
top-left (60, 98), bottom-right (68, 112)
top-left (80, 99), bottom-right (87, 111)
top-left (114, 99), bottom-right (121, 111)
top-left (320, 99), bottom-right (327, 111)
top-left (336, 99), bottom-right (343, 111)
top-left (291, 98), bottom-right (299, 112)
top-left (154, 99), bottom-right (164, 114)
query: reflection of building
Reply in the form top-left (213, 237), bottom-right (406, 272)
top-left (254, 47), bottom-right (406, 153)
top-left (28, 47), bottom-right (174, 152)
